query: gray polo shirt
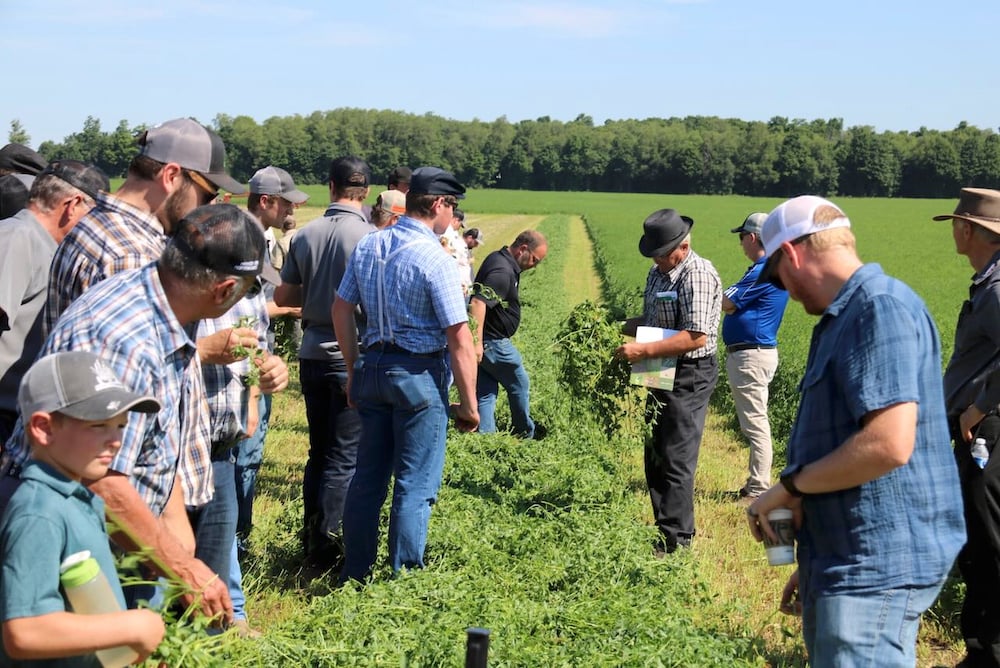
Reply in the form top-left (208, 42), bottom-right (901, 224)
top-left (280, 203), bottom-right (373, 362)
top-left (0, 208), bottom-right (56, 413)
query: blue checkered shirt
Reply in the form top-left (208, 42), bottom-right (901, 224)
top-left (642, 249), bottom-right (722, 359)
top-left (197, 291), bottom-right (269, 443)
top-left (338, 216), bottom-right (467, 353)
top-left (44, 192), bottom-right (166, 334)
top-left (789, 264), bottom-right (964, 595)
top-left (2, 264), bottom-right (214, 513)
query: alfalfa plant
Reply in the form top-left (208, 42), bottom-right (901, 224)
top-left (555, 300), bottom-right (644, 438)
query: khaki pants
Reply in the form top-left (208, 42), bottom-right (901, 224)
top-left (726, 348), bottom-right (779, 496)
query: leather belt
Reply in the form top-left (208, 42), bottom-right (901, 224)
top-left (726, 343), bottom-right (777, 353)
top-left (365, 342), bottom-right (446, 359)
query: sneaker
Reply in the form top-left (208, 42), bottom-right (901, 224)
top-left (230, 619), bottom-right (262, 639)
top-left (531, 422), bottom-right (548, 441)
top-left (736, 488), bottom-right (760, 505)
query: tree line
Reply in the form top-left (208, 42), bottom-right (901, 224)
top-left (21, 110), bottom-right (1000, 198)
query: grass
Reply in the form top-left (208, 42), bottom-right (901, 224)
top-left (140, 189), bottom-right (967, 665)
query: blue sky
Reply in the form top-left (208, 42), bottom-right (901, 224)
top-left (2, 0), bottom-right (998, 148)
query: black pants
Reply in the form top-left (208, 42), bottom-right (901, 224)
top-left (954, 414), bottom-right (1000, 666)
top-left (645, 356), bottom-right (717, 548)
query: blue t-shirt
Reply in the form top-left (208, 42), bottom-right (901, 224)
top-left (0, 460), bottom-right (124, 667)
top-left (721, 257), bottom-right (789, 347)
top-left (787, 264), bottom-right (965, 596)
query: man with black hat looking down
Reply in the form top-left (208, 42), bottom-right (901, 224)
top-left (615, 209), bottom-right (721, 555)
top-left (333, 166), bottom-right (479, 582)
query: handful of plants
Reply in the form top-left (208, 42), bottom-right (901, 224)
top-left (231, 316), bottom-right (263, 388)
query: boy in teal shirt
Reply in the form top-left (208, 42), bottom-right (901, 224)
top-left (0, 351), bottom-right (165, 666)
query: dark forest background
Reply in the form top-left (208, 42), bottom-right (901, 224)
top-left (21, 110), bottom-right (1000, 198)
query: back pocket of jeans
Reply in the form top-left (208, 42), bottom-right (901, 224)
top-left (384, 369), bottom-right (434, 411)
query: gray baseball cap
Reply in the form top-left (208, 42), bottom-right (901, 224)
top-left (137, 118), bottom-right (246, 194)
top-left (19, 351), bottom-right (161, 420)
top-left (730, 212), bottom-right (768, 235)
top-left (249, 166), bottom-right (308, 204)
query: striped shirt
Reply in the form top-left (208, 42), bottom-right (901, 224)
top-left (338, 216), bottom-right (467, 353)
top-left (197, 290), bottom-right (269, 443)
top-left (642, 249), bottom-right (722, 360)
top-left (44, 191), bottom-right (166, 334)
top-left (2, 264), bottom-right (214, 513)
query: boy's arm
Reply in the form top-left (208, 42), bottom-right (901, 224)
top-left (3, 609), bottom-right (164, 662)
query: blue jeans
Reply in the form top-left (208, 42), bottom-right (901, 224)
top-left (477, 338), bottom-right (534, 437)
top-left (340, 350), bottom-right (450, 582)
top-left (188, 453), bottom-right (237, 594)
top-left (228, 538), bottom-right (246, 621)
top-left (802, 581), bottom-right (945, 667)
top-left (235, 394), bottom-right (269, 543)
top-left (299, 358), bottom-right (362, 559)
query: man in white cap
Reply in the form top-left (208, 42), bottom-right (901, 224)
top-left (722, 212), bottom-right (789, 502)
top-left (746, 195), bottom-right (964, 666)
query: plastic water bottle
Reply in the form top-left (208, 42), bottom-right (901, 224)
top-left (59, 551), bottom-right (138, 668)
top-left (971, 437), bottom-right (990, 470)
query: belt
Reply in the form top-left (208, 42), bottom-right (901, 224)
top-left (726, 343), bottom-right (777, 353)
top-left (365, 342), bottom-right (446, 359)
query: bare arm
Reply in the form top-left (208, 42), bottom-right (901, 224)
top-left (332, 296), bottom-right (360, 406)
top-left (273, 282), bottom-right (303, 308)
top-left (3, 609), bottom-right (164, 662)
top-left (469, 297), bottom-right (487, 363)
top-left (89, 473), bottom-right (233, 624)
top-left (615, 330), bottom-right (707, 363)
top-left (266, 299), bottom-right (301, 319)
top-left (722, 294), bottom-right (737, 314)
top-left (748, 402), bottom-right (917, 542)
top-left (158, 475), bottom-right (194, 557)
top-left (446, 321), bottom-right (480, 432)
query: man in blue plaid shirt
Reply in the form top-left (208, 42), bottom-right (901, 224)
top-left (747, 196), bottom-right (964, 667)
top-left (333, 167), bottom-right (479, 582)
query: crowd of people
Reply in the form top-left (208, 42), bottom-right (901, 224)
top-left (0, 119), bottom-right (998, 667)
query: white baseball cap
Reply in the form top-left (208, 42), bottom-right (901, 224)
top-left (756, 195), bottom-right (851, 286)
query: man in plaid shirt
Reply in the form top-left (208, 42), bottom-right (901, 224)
top-left (616, 209), bottom-right (722, 556)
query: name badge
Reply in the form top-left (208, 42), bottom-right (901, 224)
top-left (655, 291), bottom-right (677, 302)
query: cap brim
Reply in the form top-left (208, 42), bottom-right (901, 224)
top-left (205, 172), bottom-right (248, 195)
top-left (259, 262), bottom-right (281, 286)
top-left (283, 188), bottom-right (309, 205)
top-left (730, 226), bottom-right (746, 234)
top-left (60, 391), bottom-right (161, 421)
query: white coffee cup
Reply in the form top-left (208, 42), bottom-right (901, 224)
top-left (763, 508), bottom-right (795, 566)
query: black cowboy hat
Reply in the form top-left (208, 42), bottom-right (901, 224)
top-left (638, 208), bottom-right (694, 258)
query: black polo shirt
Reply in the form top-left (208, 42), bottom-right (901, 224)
top-left (472, 247), bottom-right (522, 340)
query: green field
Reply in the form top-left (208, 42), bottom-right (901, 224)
top-left (139, 189), bottom-right (967, 666)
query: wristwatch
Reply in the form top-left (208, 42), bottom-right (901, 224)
top-left (780, 464), bottom-right (805, 497)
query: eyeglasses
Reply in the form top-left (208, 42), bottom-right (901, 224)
top-left (186, 170), bottom-right (219, 205)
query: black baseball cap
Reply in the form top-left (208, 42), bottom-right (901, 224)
top-left (0, 143), bottom-right (47, 175)
top-left (39, 160), bottom-right (110, 201)
top-left (329, 156), bottom-right (370, 188)
top-left (170, 203), bottom-right (279, 284)
top-left (408, 167), bottom-right (466, 199)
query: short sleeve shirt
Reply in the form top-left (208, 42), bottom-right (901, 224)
top-left (721, 257), bottom-right (789, 347)
top-left (471, 247), bottom-right (522, 340)
top-left (0, 460), bottom-right (124, 667)
top-left (641, 250), bottom-right (722, 360)
top-left (45, 192), bottom-right (166, 334)
top-left (2, 264), bottom-right (213, 512)
top-left (788, 264), bottom-right (965, 595)
top-left (338, 216), bottom-right (467, 353)
top-left (280, 204), bottom-right (372, 361)
top-left (0, 208), bottom-right (56, 413)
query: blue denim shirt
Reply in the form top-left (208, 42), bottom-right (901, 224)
top-left (788, 264), bottom-right (965, 595)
